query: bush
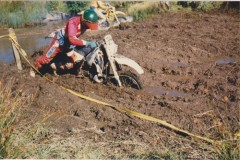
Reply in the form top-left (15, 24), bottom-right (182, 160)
top-left (66, 1), bottom-right (90, 16)
top-left (127, 2), bottom-right (162, 21)
top-left (195, 2), bottom-right (222, 12)
top-left (46, 1), bottom-right (67, 13)
top-left (177, 1), bottom-right (224, 11)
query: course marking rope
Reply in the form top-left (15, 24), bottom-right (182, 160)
top-left (0, 33), bottom-right (15, 39)
top-left (2, 33), bottom-right (219, 145)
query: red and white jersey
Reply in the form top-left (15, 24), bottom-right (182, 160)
top-left (64, 16), bottom-right (87, 46)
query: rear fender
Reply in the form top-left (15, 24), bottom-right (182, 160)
top-left (114, 54), bottom-right (144, 75)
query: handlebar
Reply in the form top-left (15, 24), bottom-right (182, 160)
top-left (96, 39), bottom-right (105, 46)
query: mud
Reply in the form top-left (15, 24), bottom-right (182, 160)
top-left (0, 11), bottom-right (239, 158)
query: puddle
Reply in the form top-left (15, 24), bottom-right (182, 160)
top-left (0, 21), bottom-right (65, 64)
top-left (0, 40), bottom-right (13, 64)
top-left (0, 37), bottom-right (51, 64)
top-left (145, 86), bottom-right (188, 97)
top-left (216, 58), bottom-right (238, 65)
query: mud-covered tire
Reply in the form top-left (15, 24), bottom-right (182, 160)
top-left (119, 71), bottom-right (143, 90)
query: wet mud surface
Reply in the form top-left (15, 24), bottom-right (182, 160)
top-left (0, 11), bottom-right (239, 158)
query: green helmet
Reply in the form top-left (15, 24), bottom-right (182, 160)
top-left (83, 9), bottom-right (98, 23)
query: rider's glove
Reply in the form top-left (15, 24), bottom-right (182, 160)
top-left (86, 41), bottom-right (97, 48)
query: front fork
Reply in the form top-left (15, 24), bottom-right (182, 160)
top-left (108, 57), bottom-right (122, 87)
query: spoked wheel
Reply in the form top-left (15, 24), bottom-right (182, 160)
top-left (119, 71), bottom-right (142, 90)
top-left (107, 71), bottom-right (142, 90)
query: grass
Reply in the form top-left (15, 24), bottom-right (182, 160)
top-left (0, 79), bottom-right (55, 158)
top-left (196, 110), bottom-right (240, 159)
top-left (0, 79), bottom-right (25, 158)
top-left (126, 1), bottom-right (230, 22)
top-left (0, 1), bottom-right (47, 28)
top-left (127, 2), bottom-right (164, 21)
top-left (212, 110), bottom-right (240, 159)
top-left (0, 1), bottom-right (234, 28)
top-left (215, 141), bottom-right (240, 160)
top-left (20, 135), bottom-right (185, 159)
top-left (213, 125), bottom-right (240, 159)
top-left (194, 2), bottom-right (223, 12)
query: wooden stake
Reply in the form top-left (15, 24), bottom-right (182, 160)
top-left (9, 28), bottom-right (23, 70)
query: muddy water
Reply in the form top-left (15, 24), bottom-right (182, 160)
top-left (216, 58), bottom-right (238, 65)
top-left (0, 21), bottom-right (66, 64)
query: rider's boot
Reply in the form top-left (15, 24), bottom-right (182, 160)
top-left (50, 63), bottom-right (58, 76)
top-left (30, 68), bottom-right (36, 77)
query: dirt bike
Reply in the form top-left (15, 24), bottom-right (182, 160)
top-left (98, 3), bottom-right (133, 28)
top-left (52, 34), bottom-right (144, 90)
top-left (50, 35), bottom-right (144, 89)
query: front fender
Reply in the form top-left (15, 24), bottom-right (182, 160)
top-left (114, 54), bottom-right (144, 75)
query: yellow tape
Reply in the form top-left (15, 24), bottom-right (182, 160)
top-left (7, 34), bottom-right (218, 145)
top-left (63, 87), bottom-right (216, 144)
top-left (0, 34), bottom-right (10, 39)
top-left (0, 33), bottom-right (15, 39)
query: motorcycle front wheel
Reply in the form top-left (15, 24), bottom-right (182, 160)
top-left (118, 71), bottom-right (142, 90)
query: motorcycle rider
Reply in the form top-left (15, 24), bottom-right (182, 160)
top-left (34, 9), bottom-right (99, 76)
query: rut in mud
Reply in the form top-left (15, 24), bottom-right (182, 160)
top-left (0, 10), bottom-right (239, 158)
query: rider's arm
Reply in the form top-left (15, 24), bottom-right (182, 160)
top-left (67, 19), bottom-right (86, 46)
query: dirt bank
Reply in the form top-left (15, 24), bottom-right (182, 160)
top-left (1, 11), bottom-right (239, 158)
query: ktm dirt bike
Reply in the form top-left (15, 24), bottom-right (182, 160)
top-left (52, 34), bottom-right (144, 90)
